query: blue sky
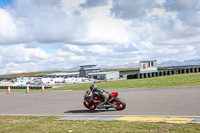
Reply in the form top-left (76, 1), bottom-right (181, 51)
top-left (0, 0), bottom-right (200, 75)
top-left (0, 0), bottom-right (12, 8)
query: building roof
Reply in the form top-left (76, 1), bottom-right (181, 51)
top-left (139, 60), bottom-right (157, 63)
top-left (46, 72), bottom-right (79, 76)
top-left (80, 68), bottom-right (100, 70)
top-left (80, 64), bottom-right (97, 67)
top-left (88, 71), bottom-right (119, 75)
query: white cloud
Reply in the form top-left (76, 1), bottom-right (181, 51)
top-left (156, 0), bottom-right (165, 5)
top-left (152, 8), bottom-right (165, 16)
top-left (0, 0), bottom-right (200, 75)
top-left (87, 45), bottom-right (113, 55)
top-left (163, 0), bottom-right (196, 12)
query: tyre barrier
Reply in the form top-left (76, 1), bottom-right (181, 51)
top-left (127, 67), bottom-right (200, 79)
top-left (190, 68), bottom-right (195, 73)
top-left (186, 68), bottom-right (190, 73)
top-left (159, 71), bottom-right (163, 76)
top-left (144, 73), bottom-right (148, 78)
top-left (182, 69), bottom-right (186, 74)
top-left (0, 86), bottom-right (52, 89)
top-left (148, 73), bottom-right (152, 78)
top-left (194, 67), bottom-right (199, 73)
top-left (172, 70), bottom-right (177, 75)
top-left (167, 71), bottom-right (172, 75)
top-left (152, 72), bottom-right (156, 77)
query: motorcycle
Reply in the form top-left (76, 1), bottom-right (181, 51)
top-left (83, 90), bottom-right (126, 110)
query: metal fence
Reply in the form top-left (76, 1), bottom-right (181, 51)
top-left (127, 67), bottom-right (200, 79)
top-left (0, 86), bottom-right (52, 89)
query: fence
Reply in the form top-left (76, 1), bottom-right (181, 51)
top-left (0, 86), bottom-right (52, 89)
top-left (127, 67), bottom-right (200, 79)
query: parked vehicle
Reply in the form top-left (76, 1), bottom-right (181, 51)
top-left (14, 80), bottom-right (27, 86)
top-left (34, 81), bottom-right (42, 85)
top-left (28, 81), bottom-right (35, 84)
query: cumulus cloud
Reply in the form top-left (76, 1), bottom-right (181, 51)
top-left (1, 0), bottom-right (90, 45)
top-left (163, 0), bottom-right (197, 12)
top-left (0, 0), bottom-right (200, 74)
top-left (111, 0), bottom-right (159, 19)
top-left (80, 0), bottom-right (109, 8)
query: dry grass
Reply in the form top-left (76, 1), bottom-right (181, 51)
top-left (0, 116), bottom-right (199, 133)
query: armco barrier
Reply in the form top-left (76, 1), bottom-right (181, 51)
top-left (0, 86), bottom-right (52, 89)
top-left (127, 67), bottom-right (200, 79)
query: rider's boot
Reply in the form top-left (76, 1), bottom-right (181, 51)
top-left (97, 103), bottom-right (104, 109)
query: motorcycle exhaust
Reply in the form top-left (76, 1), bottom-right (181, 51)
top-left (104, 104), bottom-right (118, 108)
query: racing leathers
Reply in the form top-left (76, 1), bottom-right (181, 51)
top-left (92, 87), bottom-right (109, 109)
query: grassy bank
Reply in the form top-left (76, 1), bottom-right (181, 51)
top-left (0, 116), bottom-right (199, 133)
top-left (0, 73), bottom-right (200, 92)
top-left (50, 73), bottom-right (200, 91)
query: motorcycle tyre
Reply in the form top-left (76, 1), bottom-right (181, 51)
top-left (83, 101), bottom-right (96, 110)
top-left (112, 97), bottom-right (126, 110)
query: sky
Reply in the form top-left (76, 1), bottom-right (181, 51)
top-left (0, 0), bottom-right (200, 75)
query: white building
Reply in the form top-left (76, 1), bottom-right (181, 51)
top-left (43, 72), bottom-right (79, 78)
top-left (88, 71), bottom-right (120, 80)
top-left (43, 65), bottom-right (120, 82)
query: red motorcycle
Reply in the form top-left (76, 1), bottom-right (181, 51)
top-left (83, 90), bottom-right (126, 110)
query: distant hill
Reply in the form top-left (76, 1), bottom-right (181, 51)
top-left (103, 58), bottom-right (200, 69)
top-left (159, 61), bottom-right (183, 66)
top-left (159, 59), bottom-right (200, 66)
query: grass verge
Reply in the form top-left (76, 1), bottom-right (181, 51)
top-left (0, 116), bottom-right (199, 133)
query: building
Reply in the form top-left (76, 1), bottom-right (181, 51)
top-left (139, 60), bottom-right (158, 73)
top-left (43, 65), bottom-right (120, 81)
top-left (79, 65), bottom-right (119, 80)
top-left (79, 65), bottom-right (100, 77)
top-left (44, 72), bottom-right (79, 78)
top-left (88, 71), bottom-right (120, 80)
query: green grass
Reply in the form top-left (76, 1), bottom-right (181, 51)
top-left (48, 73), bottom-right (200, 91)
top-left (1, 73), bottom-right (200, 92)
top-left (0, 116), bottom-right (199, 133)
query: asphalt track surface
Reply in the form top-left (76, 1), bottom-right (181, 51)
top-left (0, 86), bottom-right (200, 116)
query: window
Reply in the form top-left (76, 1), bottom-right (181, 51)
top-left (148, 62), bottom-right (154, 67)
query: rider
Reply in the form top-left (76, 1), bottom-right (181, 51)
top-left (90, 84), bottom-right (110, 109)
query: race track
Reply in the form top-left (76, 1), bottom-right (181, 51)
top-left (0, 86), bottom-right (200, 116)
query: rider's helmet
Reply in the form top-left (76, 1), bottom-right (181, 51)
top-left (90, 84), bottom-right (97, 92)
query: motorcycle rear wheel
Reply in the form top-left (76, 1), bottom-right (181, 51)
top-left (112, 97), bottom-right (126, 110)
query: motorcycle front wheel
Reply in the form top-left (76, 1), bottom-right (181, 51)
top-left (112, 97), bottom-right (126, 110)
top-left (83, 101), bottom-right (96, 110)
